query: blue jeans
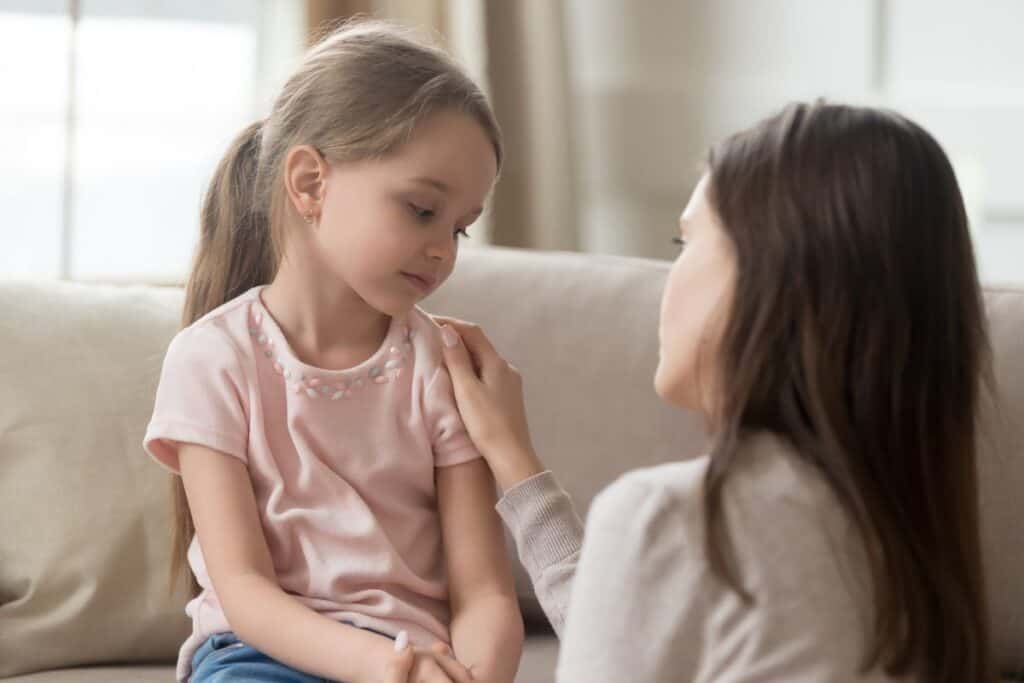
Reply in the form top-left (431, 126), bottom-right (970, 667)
top-left (190, 632), bottom-right (332, 683)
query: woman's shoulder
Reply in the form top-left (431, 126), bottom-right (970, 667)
top-left (599, 457), bottom-right (710, 511)
top-left (586, 457), bottom-right (711, 553)
top-left (729, 431), bottom-right (840, 512)
top-left (596, 430), bottom-right (829, 499)
top-left (588, 432), bottom-right (840, 549)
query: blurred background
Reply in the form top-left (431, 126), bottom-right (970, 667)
top-left (2, 0), bottom-right (1022, 283)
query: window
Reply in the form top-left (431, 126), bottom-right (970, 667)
top-left (0, 0), bottom-right (304, 282)
top-left (565, 0), bottom-right (1024, 283)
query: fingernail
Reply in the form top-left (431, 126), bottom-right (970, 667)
top-left (394, 630), bottom-right (409, 652)
top-left (441, 325), bottom-right (459, 348)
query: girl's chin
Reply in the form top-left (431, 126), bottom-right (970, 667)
top-left (362, 290), bottom-right (418, 318)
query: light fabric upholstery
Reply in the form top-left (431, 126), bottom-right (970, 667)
top-left (1, 247), bottom-right (1021, 681)
top-left (0, 283), bottom-right (192, 676)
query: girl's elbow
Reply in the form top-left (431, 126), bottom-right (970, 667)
top-left (215, 571), bottom-right (281, 637)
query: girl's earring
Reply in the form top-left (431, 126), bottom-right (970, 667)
top-left (304, 211), bottom-right (315, 224)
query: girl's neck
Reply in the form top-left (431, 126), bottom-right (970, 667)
top-left (262, 258), bottom-right (390, 371)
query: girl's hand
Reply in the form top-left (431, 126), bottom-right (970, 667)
top-left (433, 317), bottom-right (545, 492)
top-left (383, 637), bottom-right (474, 683)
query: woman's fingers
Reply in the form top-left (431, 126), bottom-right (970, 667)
top-left (413, 642), bottom-right (472, 683)
top-left (412, 657), bottom-right (449, 683)
top-left (438, 324), bottom-right (481, 387)
top-left (432, 317), bottom-right (501, 364)
top-left (383, 646), bottom-right (415, 683)
top-left (435, 318), bottom-right (520, 391)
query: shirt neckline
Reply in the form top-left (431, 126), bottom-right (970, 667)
top-left (247, 285), bottom-right (411, 384)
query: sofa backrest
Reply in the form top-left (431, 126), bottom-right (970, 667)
top-left (1, 246), bottom-right (1020, 676)
top-left (428, 248), bottom-right (1024, 673)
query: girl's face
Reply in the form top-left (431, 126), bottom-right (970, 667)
top-left (655, 174), bottom-right (737, 414)
top-left (311, 110), bottom-right (498, 316)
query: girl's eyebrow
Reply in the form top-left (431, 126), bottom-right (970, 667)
top-left (411, 177), bottom-right (449, 193)
top-left (412, 177), bottom-right (485, 217)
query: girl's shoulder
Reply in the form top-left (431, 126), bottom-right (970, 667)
top-left (181, 287), bottom-right (261, 336)
top-left (164, 288), bottom-right (261, 374)
top-left (405, 306), bottom-right (447, 371)
top-left (406, 306), bottom-right (443, 344)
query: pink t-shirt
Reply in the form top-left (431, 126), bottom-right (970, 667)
top-left (143, 286), bottom-right (480, 681)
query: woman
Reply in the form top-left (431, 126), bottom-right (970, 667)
top-left (390, 101), bottom-right (993, 682)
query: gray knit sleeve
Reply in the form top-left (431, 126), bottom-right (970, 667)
top-left (495, 471), bottom-right (584, 637)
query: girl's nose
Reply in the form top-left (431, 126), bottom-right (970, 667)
top-left (426, 232), bottom-right (456, 262)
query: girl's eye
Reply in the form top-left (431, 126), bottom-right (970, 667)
top-left (454, 228), bottom-right (470, 240)
top-left (409, 203), bottom-right (435, 220)
top-left (672, 236), bottom-right (687, 250)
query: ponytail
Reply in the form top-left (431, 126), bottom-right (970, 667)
top-left (169, 120), bottom-right (277, 595)
top-left (183, 120), bottom-right (276, 326)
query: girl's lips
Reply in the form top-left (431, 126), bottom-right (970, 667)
top-left (401, 271), bottom-right (435, 293)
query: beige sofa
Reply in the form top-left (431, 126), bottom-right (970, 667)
top-left (1, 247), bottom-right (1021, 681)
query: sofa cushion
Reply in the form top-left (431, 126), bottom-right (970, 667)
top-left (0, 633), bottom-right (560, 682)
top-left (977, 287), bottom-right (1024, 673)
top-left (0, 282), bottom-right (191, 677)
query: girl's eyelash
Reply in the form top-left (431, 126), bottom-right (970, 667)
top-left (672, 236), bottom-right (687, 248)
top-left (409, 203), bottom-right (435, 220)
top-left (407, 200), bottom-right (468, 239)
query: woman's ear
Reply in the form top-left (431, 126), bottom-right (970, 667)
top-left (283, 145), bottom-right (327, 223)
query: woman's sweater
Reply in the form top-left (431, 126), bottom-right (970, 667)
top-left (495, 433), bottom-right (906, 682)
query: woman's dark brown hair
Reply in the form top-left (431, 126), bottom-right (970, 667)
top-left (703, 101), bottom-right (992, 682)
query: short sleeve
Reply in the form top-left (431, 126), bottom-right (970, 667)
top-left (143, 324), bottom-right (249, 473)
top-left (423, 365), bottom-right (480, 468)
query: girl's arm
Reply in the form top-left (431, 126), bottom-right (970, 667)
top-left (435, 317), bottom-right (585, 637)
top-left (179, 443), bottom-right (455, 683)
top-left (437, 458), bottom-right (524, 683)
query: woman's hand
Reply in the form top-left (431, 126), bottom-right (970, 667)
top-left (383, 636), bottom-right (474, 683)
top-left (433, 317), bottom-right (545, 492)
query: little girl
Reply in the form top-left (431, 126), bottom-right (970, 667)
top-left (427, 101), bottom-right (994, 682)
top-left (144, 21), bottom-right (522, 683)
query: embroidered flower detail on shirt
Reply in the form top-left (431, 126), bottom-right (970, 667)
top-left (249, 305), bottom-right (412, 400)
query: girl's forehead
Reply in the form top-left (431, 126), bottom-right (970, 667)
top-left (389, 120), bottom-right (497, 188)
top-left (409, 112), bottom-right (495, 157)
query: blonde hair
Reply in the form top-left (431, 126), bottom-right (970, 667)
top-left (171, 19), bottom-right (502, 594)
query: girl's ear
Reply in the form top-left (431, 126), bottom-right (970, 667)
top-left (283, 145), bottom-right (327, 222)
